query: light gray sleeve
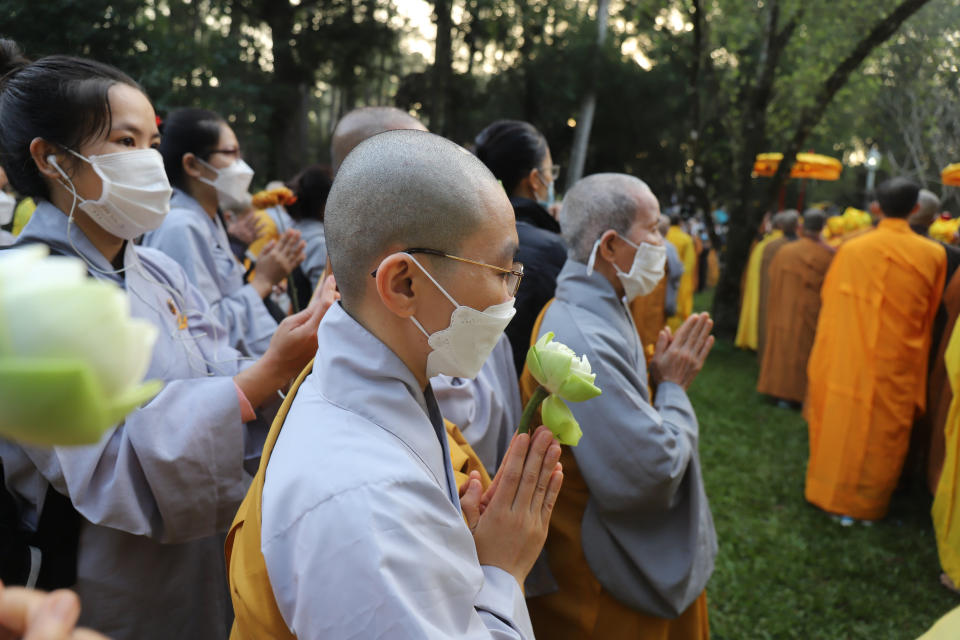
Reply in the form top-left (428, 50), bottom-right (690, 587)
top-left (146, 218), bottom-right (275, 358)
top-left (16, 375), bottom-right (248, 544)
top-left (264, 480), bottom-right (533, 639)
top-left (561, 322), bottom-right (698, 514)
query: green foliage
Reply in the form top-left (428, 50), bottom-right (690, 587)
top-left (690, 289), bottom-right (957, 638)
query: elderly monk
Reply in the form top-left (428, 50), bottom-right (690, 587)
top-left (757, 211), bottom-right (834, 404)
top-left (227, 131), bottom-right (565, 639)
top-left (525, 173), bottom-right (717, 640)
top-left (329, 107), bottom-right (521, 475)
top-left (630, 215), bottom-right (684, 350)
top-left (805, 177), bottom-right (947, 522)
top-left (665, 213), bottom-right (697, 330)
top-left (735, 215), bottom-right (785, 350)
top-left (756, 210), bottom-right (798, 363)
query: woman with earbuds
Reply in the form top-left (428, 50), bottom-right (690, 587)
top-left (143, 108), bottom-right (305, 358)
top-left (0, 41), bottom-right (336, 640)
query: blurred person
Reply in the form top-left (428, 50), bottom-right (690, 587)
top-left (143, 108), bottom-right (306, 358)
top-left (0, 41), bottom-right (334, 639)
top-left (475, 119), bottom-right (565, 374)
top-left (665, 212), bottom-right (696, 331)
top-left (756, 210), bottom-right (798, 364)
top-left (284, 164), bottom-right (332, 293)
top-left (330, 106), bottom-right (427, 174)
top-left (735, 213), bottom-right (787, 350)
top-left (756, 211), bottom-right (834, 405)
top-left (805, 177), bottom-right (946, 522)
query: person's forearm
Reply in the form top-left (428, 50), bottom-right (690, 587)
top-left (250, 274), bottom-right (272, 299)
top-left (234, 355), bottom-right (288, 408)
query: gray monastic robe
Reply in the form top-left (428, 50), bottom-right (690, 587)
top-left (536, 259), bottom-right (717, 618)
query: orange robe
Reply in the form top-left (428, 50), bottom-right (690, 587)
top-left (805, 218), bottom-right (947, 520)
top-left (756, 235), bottom-right (793, 363)
top-left (928, 271), bottom-right (960, 491)
top-left (521, 302), bottom-right (709, 640)
top-left (756, 237), bottom-right (834, 403)
top-left (666, 226), bottom-right (697, 330)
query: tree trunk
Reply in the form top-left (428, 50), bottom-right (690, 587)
top-left (567, 0), bottom-right (610, 186)
top-left (430, 0), bottom-right (453, 135)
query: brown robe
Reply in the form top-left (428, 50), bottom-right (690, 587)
top-left (757, 235), bottom-right (794, 363)
top-left (928, 271), bottom-right (960, 492)
top-left (756, 236), bottom-right (834, 403)
top-left (629, 270), bottom-right (668, 350)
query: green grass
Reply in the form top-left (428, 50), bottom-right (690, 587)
top-left (690, 289), bottom-right (957, 639)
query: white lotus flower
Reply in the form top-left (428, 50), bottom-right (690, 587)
top-left (0, 245), bottom-right (162, 446)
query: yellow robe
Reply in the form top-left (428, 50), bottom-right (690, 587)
top-left (734, 231), bottom-right (783, 350)
top-left (805, 219), bottom-right (946, 520)
top-left (666, 226), bottom-right (697, 331)
top-left (226, 362), bottom-right (490, 640)
top-left (932, 321), bottom-right (960, 585)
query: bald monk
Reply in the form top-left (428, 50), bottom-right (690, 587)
top-left (757, 210), bottom-right (798, 362)
top-left (666, 213), bottom-right (697, 330)
top-left (805, 177), bottom-right (947, 522)
top-left (226, 131), bottom-right (563, 638)
top-left (526, 173), bottom-right (716, 639)
top-left (735, 217), bottom-right (785, 350)
top-left (328, 107), bottom-right (522, 475)
top-left (630, 215), bottom-right (684, 350)
top-left (330, 106), bottom-right (427, 173)
top-left (757, 211), bottom-right (834, 404)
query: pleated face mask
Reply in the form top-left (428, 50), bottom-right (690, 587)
top-left (197, 157), bottom-right (254, 210)
top-left (404, 254), bottom-right (516, 379)
top-left (52, 148), bottom-right (172, 240)
top-left (586, 233), bottom-right (667, 302)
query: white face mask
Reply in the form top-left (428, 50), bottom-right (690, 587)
top-left (403, 254), bottom-right (516, 379)
top-left (197, 157), bottom-right (254, 210)
top-left (0, 191), bottom-right (15, 226)
top-left (586, 233), bottom-right (667, 302)
top-left (50, 148), bottom-right (172, 240)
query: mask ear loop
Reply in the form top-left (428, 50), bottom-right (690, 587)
top-left (378, 252), bottom-right (460, 340)
top-left (50, 153), bottom-right (254, 377)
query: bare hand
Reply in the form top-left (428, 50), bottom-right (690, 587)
top-left (469, 426), bottom-right (563, 586)
top-left (0, 581), bottom-right (107, 640)
top-left (226, 211), bottom-right (260, 246)
top-left (649, 312), bottom-right (714, 389)
top-left (309, 275), bottom-right (340, 319)
top-left (254, 230), bottom-right (306, 290)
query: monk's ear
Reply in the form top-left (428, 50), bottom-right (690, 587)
top-left (375, 253), bottom-right (417, 318)
top-left (182, 152), bottom-right (207, 180)
top-left (596, 230), bottom-right (620, 265)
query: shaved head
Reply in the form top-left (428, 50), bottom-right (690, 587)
top-left (802, 209), bottom-right (826, 233)
top-left (560, 173), bottom-right (657, 263)
top-left (776, 209), bottom-right (799, 235)
top-left (326, 129), bottom-right (507, 305)
top-left (910, 188), bottom-right (940, 231)
top-left (331, 107), bottom-right (427, 174)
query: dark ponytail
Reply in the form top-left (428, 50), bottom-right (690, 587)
top-left (474, 119), bottom-right (548, 195)
top-left (0, 39), bottom-right (142, 199)
top-left (158, 108), bottom-right (226, 191)
top-left (285, 164), bottom-right (332, 222)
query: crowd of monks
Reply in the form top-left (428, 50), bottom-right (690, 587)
top-left (736, 180), bottom-right (960, 601)
top-left (5, 43), bottom-right (960, 640)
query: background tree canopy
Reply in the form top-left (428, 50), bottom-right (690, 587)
top-left (2, 0), bottom-right (957, 335)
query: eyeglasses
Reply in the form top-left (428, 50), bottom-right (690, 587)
top-left (370, 248), bottom-right (524, 297)
top-left (209, 148), bottom-right (242, 158)
top-left (547, 164), bottom-right (561, 181)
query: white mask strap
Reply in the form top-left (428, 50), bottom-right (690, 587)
top-left (410, 315), bottom-right (431, 339)
top-left (585, 239), bottom-right (601, 276)
top-left (406, 253), bottom-right (460, 309)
